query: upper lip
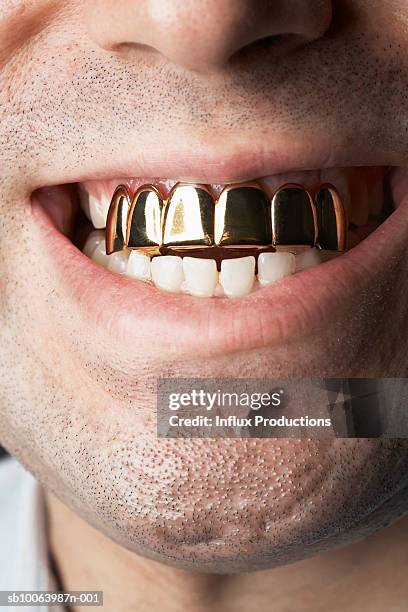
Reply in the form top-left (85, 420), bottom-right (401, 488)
top-left (32, 129), bottom-right (397, 190)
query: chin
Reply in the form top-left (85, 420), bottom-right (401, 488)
top-left (7, 430), bottom-right (408, 573)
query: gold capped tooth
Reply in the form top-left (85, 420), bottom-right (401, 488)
top-left (271, 184), bottom-right (317, 249)
top-left (162, 184), bottom-right (215, 248)
top-left (127, 185), bottom-right (163, 253)
top-left (215, 184), bottom-right (272, 247)
top-left (106, 185), bottom-right (131, 254)
top-left (315, 185), bottom-right (346, 251)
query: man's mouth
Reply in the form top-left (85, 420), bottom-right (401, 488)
top-left (29, 162), bottom-right (408, 360)
top-left (34, 167), bottom-right (389, 299)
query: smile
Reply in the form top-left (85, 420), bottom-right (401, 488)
top-left (31, 164), bottom-right (401, 356)
top-left (67, 169), bottom-right (385, 299)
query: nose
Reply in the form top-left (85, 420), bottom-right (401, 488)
top-left (86, 0), bottom-right (333, 73)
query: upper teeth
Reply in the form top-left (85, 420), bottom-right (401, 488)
top-left (79, 186), bottom-right (111, 229)
top-left (78, 182), bottom-right (347, 255)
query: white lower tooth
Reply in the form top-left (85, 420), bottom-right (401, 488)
top-left (89, 193), bottom-right (111, 229)
top-left (151, 256), bottom-right (184, 292)
top-left (126, 251), bottom-right (151, 281)
top-left (258, 252), bottom-right (295, 286)
top-left (220, 256), bottom-right (255, 298)
top-left (107, 251), bottom-right (129, 274)
top-left (90, 239), bottom-right (110, 267)
top-left (295, 249), bottom-right (322, 271)
top-left (182, 257), bottom-right (218, 297)
top-left (82, 230), bottom-right (105, 257)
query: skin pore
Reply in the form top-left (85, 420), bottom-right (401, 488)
top-left (1, 0), bottom-right (408, 610)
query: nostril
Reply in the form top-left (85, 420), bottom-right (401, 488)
top-left (228, 33), bottom-right (318, 67)
top-left (85, 0), bottom-right (333, 73)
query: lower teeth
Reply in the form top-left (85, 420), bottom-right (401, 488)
top-left (83, 230), bottom-right (336, 298)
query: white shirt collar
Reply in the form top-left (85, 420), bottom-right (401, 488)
top-left (0, 457), bottom-right (64, 612)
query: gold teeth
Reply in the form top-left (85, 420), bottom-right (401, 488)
top-left (106, 186), bottom-right (130, 255)
top-left (106, 182), bottom-right (347, 255)
top-left (272, 184), bottom-right (317, 249)
top-left (127, 186), bottom-right (163, 253)
top-left (163, 184), bottom-right (215, 248)
top-left (315, 185), bottom-right (347, 251)
top-left (215, 185), bottom-right (271, 247)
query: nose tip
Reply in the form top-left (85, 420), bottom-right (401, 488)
top-left (147, 2), bottom-right (257, 71)
top-left (87, 0), bottom-right (333, 73)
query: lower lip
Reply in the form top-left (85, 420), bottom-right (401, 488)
top-left (32, 195), bottom-right (407, 358)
